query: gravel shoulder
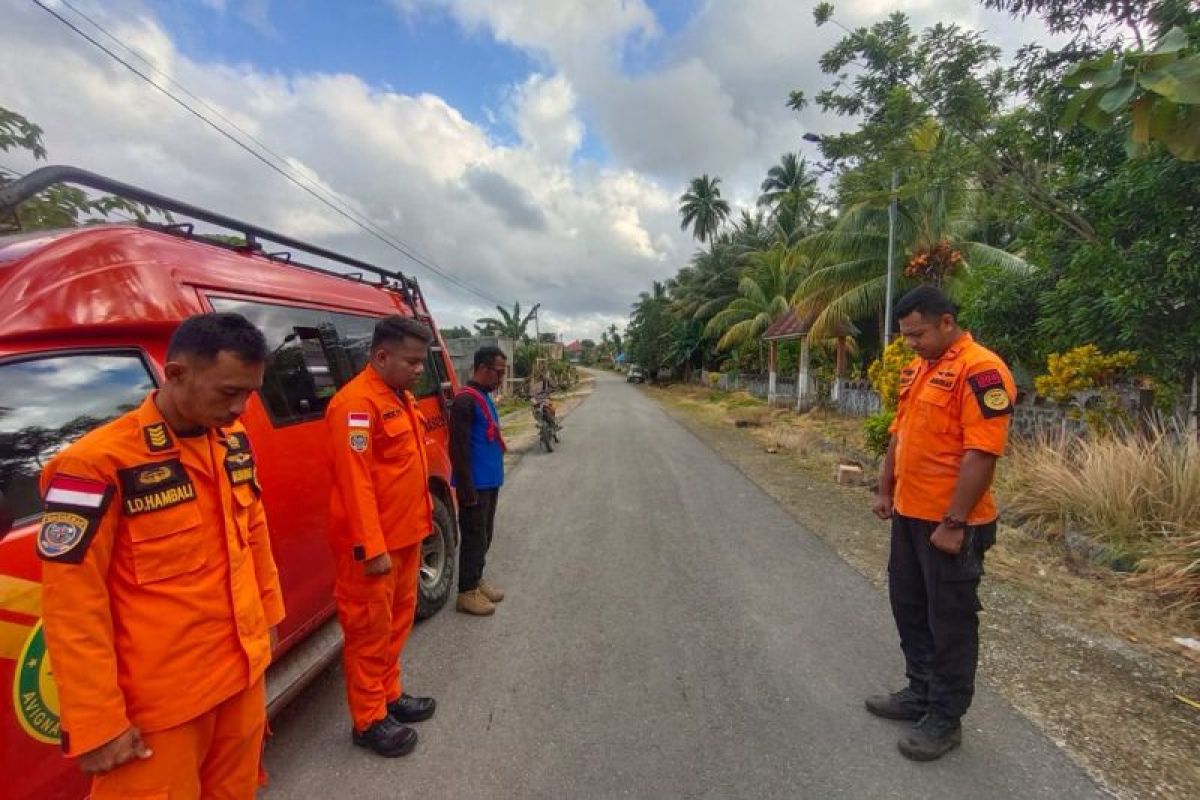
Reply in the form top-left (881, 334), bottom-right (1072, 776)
top-left (646, 384), bottom-right (1200, 800)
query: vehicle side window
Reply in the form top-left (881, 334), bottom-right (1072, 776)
top-left (326, 311), bottom-right (445, 399)
top-left (0, 353), bottom-right (155, 522)
top-left (209, 297), bottom-right (338, 426)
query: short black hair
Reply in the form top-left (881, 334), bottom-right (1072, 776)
top-left (895, 285), bottom-right (958, 322)
top-left (473, 346), bottom-right (506, 369)
top-left (371, 315), bottom-right (433, 350)
top-left (167, 312), bottom-right (268, 363)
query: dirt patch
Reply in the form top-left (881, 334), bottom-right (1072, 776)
top-left (647, 384), bottom-right (1200, 800)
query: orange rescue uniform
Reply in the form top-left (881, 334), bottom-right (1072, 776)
top-left (37, 393), bottom-right (285, 799)
top-left (890, 332), bottom-right (1017, 524)
top-left (326, 366), bottom-right (433, 730)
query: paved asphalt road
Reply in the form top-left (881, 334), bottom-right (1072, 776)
top-left (264, 370), bottom-right (1104, 800)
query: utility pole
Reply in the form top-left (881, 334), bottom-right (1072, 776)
top-left (884, 167), bottom-right (899, 345)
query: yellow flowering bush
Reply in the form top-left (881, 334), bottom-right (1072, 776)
top-left (867, 338), bottom-right (916, 411)
top-left (1034, 345), bottom-right (1138, 404)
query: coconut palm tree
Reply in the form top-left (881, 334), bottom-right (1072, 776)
top-left (793, 180), bottom-right (1031, 340)
top-left (474, 301), bottom-right (541, 341)
top-left (704, 243), bottom-right (809, 351)
top-left (678, 174), bottom-right (732, 243)
top-left (758, 153), bottom-right (819, 234)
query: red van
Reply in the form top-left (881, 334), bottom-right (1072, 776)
top-left (0, 167), bottom-right (461, 800)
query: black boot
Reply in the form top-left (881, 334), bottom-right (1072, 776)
top-left (898, 713), bottom-right (962, 762)
top-left (388, 693), bottom-right (437, 723)
top-left (352, 716), bottom-right (418, 757)
top-left (864, 687), bottom-right (927, 721)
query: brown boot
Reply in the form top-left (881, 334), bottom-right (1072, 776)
top-left (456, 588), bottom-right (496, 616)
top-left (478, 580), bottom-right (505, 603)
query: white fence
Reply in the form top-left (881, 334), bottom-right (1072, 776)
top-left (701, 373), bottom-right (1195, 439)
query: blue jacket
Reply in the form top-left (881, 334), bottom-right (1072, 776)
top-left (449, 382), bottom-right (504, 493)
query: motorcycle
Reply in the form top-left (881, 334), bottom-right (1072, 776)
top-left (531, 393), bottom-right (561, 452)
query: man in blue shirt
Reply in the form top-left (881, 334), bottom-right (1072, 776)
top-left (450, 347), bottom-right (508, 616)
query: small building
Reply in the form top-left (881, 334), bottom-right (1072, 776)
top-left (565, 340), bottom-right (584, 364)
top-left (761, 308), bottom-right (858, 410)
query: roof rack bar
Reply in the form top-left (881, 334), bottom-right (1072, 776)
top-left (0, 165), bottom-right (407, 284)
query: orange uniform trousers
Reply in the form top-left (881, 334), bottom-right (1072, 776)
top-left (90, 679), bottom-right (266, 800)
top-left (334, 543), bottom-right (422, 731)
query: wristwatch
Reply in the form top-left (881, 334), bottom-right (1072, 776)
top-left (942, 514), bottom-right (967, 530)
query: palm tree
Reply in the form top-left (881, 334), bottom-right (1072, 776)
top-left (704, 243), bottom-right (809, 351)
top-left (794, 181), bottom-right (1031, 340)
top-left (678, 174), bottom-right (731, 243)
top-left (758, 153), bottom-right (818, 226)
top-left (474, 301), bottom-right (541, 341)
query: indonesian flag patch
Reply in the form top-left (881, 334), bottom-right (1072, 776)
top-left (38, 475), bottom-right (113, 564)
top-left (348, 412), bottom-right (370, 453)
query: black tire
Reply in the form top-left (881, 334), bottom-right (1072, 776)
top-left (540, 426), bottom-right (554, 452)
top-left (416, 495), bottom-right (456, 620)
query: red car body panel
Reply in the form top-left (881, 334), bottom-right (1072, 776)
top-left (0, 225), bottom-right (459, 799)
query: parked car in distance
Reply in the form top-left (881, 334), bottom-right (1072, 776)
top-left (627, 365), bottom-right (646, 383)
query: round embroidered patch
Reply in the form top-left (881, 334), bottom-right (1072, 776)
top-left (983, 387), bottom-right (1010, 411)
top-left (37, 512), bottom-right (87, 558)
top-left (349, 431), bottom-right (369, 453)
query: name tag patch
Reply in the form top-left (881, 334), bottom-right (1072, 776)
top-left (118, 460), bottom-right (197, 515)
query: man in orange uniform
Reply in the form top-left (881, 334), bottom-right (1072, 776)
top-left (326, 315), bottom-right (438, 757)
top-left (868, 286), bottom-right (1016, 762)
top-left (37, 312), bottom-right (285, 798)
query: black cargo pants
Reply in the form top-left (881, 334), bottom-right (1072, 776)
top-left (457, 488), bottom-right (499, 593)
top-left (888, 513), bottom-right (996, 720)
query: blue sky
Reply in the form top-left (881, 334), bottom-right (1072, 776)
top-left (146, 0), bottom-right (701, 163)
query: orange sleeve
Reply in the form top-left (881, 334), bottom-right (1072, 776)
top-left (247, 495), bottom-right (285, 627)
top-left (328, 399), bottom-right (387, 560)
top-left (961, 360), bottom-right (1015, 456)
top-left (38, 454), bottom-right (130, 757)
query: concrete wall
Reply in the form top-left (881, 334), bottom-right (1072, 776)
top-left (444, 336), bottom-right (515, 395)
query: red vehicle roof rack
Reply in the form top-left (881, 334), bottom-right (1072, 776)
top-left (0, 164), bottom-right (433, 317)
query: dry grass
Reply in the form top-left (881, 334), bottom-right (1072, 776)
top-left (1000, 426), bottom-right (1200, 612)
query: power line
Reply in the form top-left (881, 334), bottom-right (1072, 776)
top-left (31, 0), bottom-right (509, 307)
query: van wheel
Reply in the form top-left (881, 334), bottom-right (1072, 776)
top-left (416, 496), bottom-right (456, 620)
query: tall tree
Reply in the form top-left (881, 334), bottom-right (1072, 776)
top-left (474, 302), bottom-right (540, 341)
top-left (795, 178), bottom-right (1030, 340)
top-left (757, 153), bottom-right (820, 237)
top-left (1, 105), bottom-right (154, 230)
top-left (678, 174), bottom-right (731, 243)
top-left (705, 243), bottom-right (809, 351)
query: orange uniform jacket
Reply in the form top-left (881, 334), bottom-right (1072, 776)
top-left (37, 393), bottom-right (285, 756)
top-left (890, 333), bottom-right (1016, 525)
top-left (326, 367), bottom-right (433, 566)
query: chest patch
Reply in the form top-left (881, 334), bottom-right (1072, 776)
top-left (118, 459), bottom-right (196, 515)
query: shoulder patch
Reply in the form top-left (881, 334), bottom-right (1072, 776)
top-left (968, 369), bottom-right (1012, 419)
top-left (223, 431), bottom-right (249, 452)
top-left (38, 475), bottom-right (114, 564)
top-left (142, 423), bottom-right (174, 453)
top-left (348, 412), bottom-right (371, 428)
top-left (117, 459), bottom-right (196, 515)
top-left (224, 449), bottom-right (257, 487)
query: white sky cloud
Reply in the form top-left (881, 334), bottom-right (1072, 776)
top-left (2, 0), bottom-right (1058, 339)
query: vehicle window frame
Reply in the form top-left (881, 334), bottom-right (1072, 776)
top-left (0, 347), bottom-right (159, 526)
top-left (206, 294), bottom-right (353, 429)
